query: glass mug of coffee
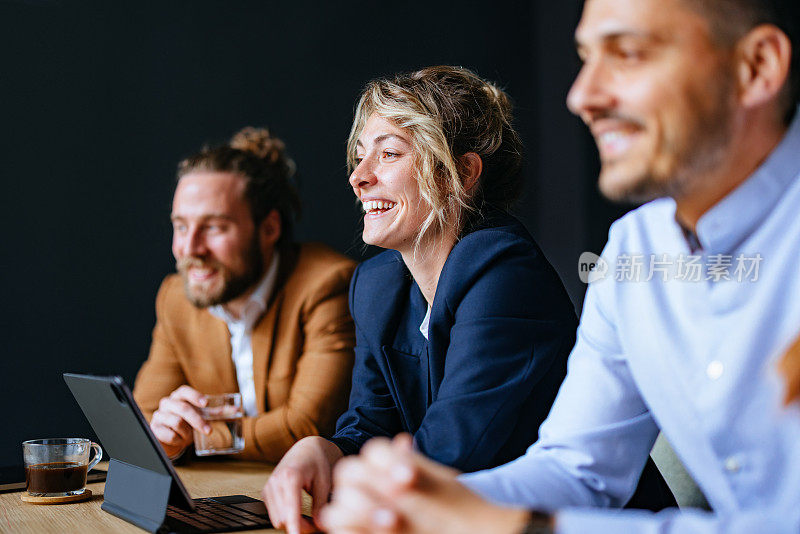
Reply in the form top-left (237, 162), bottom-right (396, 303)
top-left (23, 438), bottom-right (103, 497)
top-left (194, 393), bottom-right (244, 456)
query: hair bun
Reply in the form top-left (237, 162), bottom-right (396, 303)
top-left (230, 127), bottom-right (287, 164)
top-left (483, 83), bottom-right (513, 119)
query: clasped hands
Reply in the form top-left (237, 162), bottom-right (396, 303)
top-left (264, 433), bottom-right (531, 534)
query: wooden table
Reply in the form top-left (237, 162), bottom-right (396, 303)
top-left (0, 460), bottom-right (301, 533)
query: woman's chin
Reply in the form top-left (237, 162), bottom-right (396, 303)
top-left (362, 235), bottom-right (392, 250)
top-left (362, 227), bottom-right (394, 249)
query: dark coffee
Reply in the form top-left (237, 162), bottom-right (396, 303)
top-left (25, 462), bottom-right (87, 494)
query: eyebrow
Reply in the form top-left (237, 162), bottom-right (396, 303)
top-left (170, 214), bottom-right (234, 222)
top-left (575, 30), bottom-right (659, 50)
top-left (356, 133), bottom-right (411, 148)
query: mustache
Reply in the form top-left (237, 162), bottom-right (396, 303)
top-left (586, 110), bottom-right (646, 129)
top-left (176, 257), bottom-right (223, 272)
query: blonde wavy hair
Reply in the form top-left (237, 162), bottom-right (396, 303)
top-left (346, 66), bottom-right (523, 252)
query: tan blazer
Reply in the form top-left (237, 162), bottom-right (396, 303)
top-left (133, 243), bottom-right (356, 462)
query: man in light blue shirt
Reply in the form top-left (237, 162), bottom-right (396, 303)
top-left (316, 0), bottom-right (800, 532)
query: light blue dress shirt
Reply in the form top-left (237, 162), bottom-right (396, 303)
top-left (459, 112), bottom-right (800, 533)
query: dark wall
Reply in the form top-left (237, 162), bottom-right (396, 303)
top-left (1, 1), bottom-right (619, 462)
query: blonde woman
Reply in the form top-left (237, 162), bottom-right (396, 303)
top-left (262, 66), bottom-right (579, 533)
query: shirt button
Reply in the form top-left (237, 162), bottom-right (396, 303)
top-left (706, 360), bottom-right (724, 380)
top-left (724, 456), bottom-right (741, 473)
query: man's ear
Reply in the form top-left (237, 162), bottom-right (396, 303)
top-left (460, 152), bottom-right (483, 193)
top-left (735, 24), bottom-right (792, 110)
top-left (259, 209), bottom-right (282, 249)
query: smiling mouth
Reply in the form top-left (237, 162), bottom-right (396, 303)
top-left (362, 200), bottom-right (397, 215)
top-left (591, 118), bottom-right (645, 159)
top-left (596, 129), bottom-right (640, 160)
top-left (187, 266), bottom-right (217, 282)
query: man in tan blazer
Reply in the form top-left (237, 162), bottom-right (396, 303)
top-left (133, 127), bottom-right (355, 462)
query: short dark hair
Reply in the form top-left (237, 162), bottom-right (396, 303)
top-left (177, 127), bottom-right (301, 251)
top-left (685, 0), bottom-right (800, 124)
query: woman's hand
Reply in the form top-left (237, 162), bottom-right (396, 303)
top-left (262, 436), bottom-right (344, 534)
top-left (319, 434), bottom-right (531, 534)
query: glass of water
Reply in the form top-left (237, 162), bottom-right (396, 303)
top-left (193, 393), bottom-right (244, 456)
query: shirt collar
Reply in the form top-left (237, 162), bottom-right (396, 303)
top-left (678, 223), bottom-right (703, 254)
top-left (689, 109), bottom-right (800, 254)
top-left (208, 250), bottom-right (281, 331)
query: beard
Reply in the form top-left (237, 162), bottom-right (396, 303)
top-left (176, 235), bottom-right (263, 308)
top-left (598, 70), bottom-right (737, 205)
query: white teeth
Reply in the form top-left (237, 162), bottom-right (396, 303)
top-left (362, 200), bottom-right (397, 213)
top-left (597, 130), bottom-right (635, 158)
top-left (600, 132), bottom-right (622, 144)
top-left (189, 268), bottom-right (214, 279)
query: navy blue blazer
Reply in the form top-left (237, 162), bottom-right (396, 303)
top-left (329, 211), bottom-right (577, 472)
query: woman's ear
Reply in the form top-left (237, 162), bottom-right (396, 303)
top-left (460, 152), bottom-right (483, 193)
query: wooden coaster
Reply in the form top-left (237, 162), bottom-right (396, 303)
top-left (20, 488), bottom-right (92, 505)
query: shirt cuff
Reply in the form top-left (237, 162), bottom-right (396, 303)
top-left (554, 507), bottom-right (799, 534)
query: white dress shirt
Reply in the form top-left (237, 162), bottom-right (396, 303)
top-left (208, 252), bottom-right (279, 417)
top-left (459, 113), bottom-right (800, 532)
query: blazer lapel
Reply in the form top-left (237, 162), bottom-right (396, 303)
top-left (251, 291), bottom-right (282, 412)
top-left (354, 254), bottom-right (417, 425)
top-left (249, 249), bottom-right (296, 411)
top-left (201, 314), bottom-right (239, 394)
top-left (357, 253), bottom-right (409, 350)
